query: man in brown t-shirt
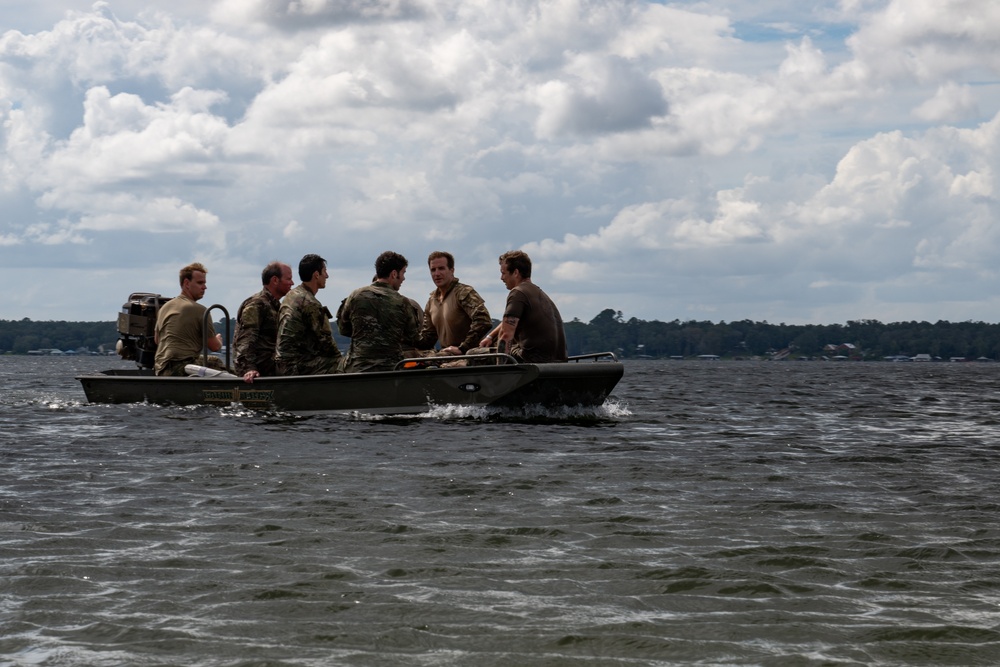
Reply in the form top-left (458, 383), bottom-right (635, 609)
top-left (479, 250), bottom-right (567, 363)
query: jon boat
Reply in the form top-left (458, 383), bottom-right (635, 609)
top-left (77, 293), bottom-right (624, 415)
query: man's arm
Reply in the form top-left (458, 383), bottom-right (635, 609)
top-left (234, 302), bottom-right (266, 380)
top-left (415, 300), bottom-right (438, 350)
top-left (310, 304), bottom-right (342, 357)
top-left (206, 330), bottom-right (223, 352)
top-left (457, 286), bottom-right (492, 353)
top-left (335, 298), bottom-right (352, 338)
top-left (498, 315), bottom-right (518, 343)
top-left (478, 323), bottom-right (502, 348)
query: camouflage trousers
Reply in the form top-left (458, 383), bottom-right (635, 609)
top-left (277, 355), bottom-right (343, 376)
top-left (158, 355), bottom-right (231, 377)
top-left (466, 345), bottom-right (521, 366)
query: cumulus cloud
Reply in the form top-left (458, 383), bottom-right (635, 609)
top-left (1, 0), bottom-right (999, 324)
top-left (213, 0), bottom-right (430, 29)
top-left (914, 82), bottom-right (979, 122)
top-left (534, 55), bottom-right (668, 138)
top-left (525, 109), bottom-right (1000, 318)
top-left (847, 0), bottom-right (1000, 82)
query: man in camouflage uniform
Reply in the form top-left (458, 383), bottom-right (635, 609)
top-left (337, 251), bottom-right (421, 373)
top-left (416, 250), bottom-right (492, 356)
top-left (233, 261), bottom-right (294, 383)
top-left (275, 254), bottom-right (343, 375)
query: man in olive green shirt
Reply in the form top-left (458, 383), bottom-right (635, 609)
top-left (154, 262), bottom-right (225, 376)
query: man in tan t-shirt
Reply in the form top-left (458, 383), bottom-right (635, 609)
top-left (154, 262), bottom-right (225, 376)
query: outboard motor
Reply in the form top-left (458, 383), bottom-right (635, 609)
top-left (116, 293), bottom-right (171, 369)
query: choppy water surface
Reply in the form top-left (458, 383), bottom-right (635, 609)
top-left (2, 356), bottom-right (1000, 666)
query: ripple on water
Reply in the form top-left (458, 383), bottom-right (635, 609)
top-left (4, 358), bottom-right (1000, 665)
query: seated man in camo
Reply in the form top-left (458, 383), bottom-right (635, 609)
top-left (233, 261), bottom-right (294, 383)
top-left (275, 254), bottom-right (343, 375)
top-left (337, 251), bottom-right (421, 373)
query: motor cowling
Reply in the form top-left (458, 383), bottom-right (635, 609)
top-left (116, 293), bottom-right (171, 369)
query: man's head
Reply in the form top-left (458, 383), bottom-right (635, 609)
top-left (375, 251), bottom-right (408, 290)
top-left (427, 251), bottom-right (455, 290)
top-left (498, 250), bottom-right (531, 289)
top-left (179, 262), bottom-right (209, 301)
top-left (299, 254), bottom-right (328, 289)
top-left (262, 261), bottom-right (294, 298)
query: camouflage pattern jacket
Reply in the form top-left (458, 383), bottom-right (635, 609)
top-left (416, 279), bottom-right (492, 353)
top-left (337, 282), bottom-right (420, 373)
top-left (233, 288), bottom-right (281, 377)
top-left (275, 284), bottom-right (343, 375)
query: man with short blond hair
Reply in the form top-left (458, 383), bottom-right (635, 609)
top-left (154, 262), bottom-right (225, 376)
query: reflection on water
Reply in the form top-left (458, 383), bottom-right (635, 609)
top-left (1, 357), bottom-right (1000, 665)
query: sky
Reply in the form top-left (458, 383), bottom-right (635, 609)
top-left (1, 0), bottom-right (998, 325)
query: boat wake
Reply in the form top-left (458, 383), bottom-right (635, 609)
top-left (420, 398), bottom-right (631, 423)
top-left (74, 398), bottom-right (632, 424)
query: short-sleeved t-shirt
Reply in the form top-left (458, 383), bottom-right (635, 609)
top-left (503, 282), bottom-right (567, 363)
top-left (154, 295), bottom-right (216, 375)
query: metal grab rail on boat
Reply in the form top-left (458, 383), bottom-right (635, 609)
top-left (201, 304), bottom-right (231, 369)
top-left (393, 349), bottom-right (619, 371)
top-left (568, 351), bottom-right (618, 363)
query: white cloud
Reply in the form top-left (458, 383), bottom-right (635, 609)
top-left (1, 0), bottom-right (999, 325)
top-left (212, 0), bottom-right (430, 29)
top-left (847, 0), bottom-right (1000, 82)
top-left (534, 54), bottom-right (667, 138)
top-left (914, 82), bottom-right (979, 122)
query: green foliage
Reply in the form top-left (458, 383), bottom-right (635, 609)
top-left (563, 314), bottom-right (1000, 360)
top-left (4, 315), bottom-right (1000, 360)
top-left (0, 319), bottom-right (119, 354)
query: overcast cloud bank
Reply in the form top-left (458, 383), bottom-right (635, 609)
top-left (1, 0), bottom-right (998, 324)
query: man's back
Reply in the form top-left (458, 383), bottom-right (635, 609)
top-left (504, 282), bottom-right (567, 363)
top-left (154, 295), bottom-right (211, 375)
top-left (338, 283), bottom-right (420, 372)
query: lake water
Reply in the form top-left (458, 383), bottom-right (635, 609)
top-left (2, 356), bottom-right (999, 666)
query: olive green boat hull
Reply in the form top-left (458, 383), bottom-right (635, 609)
top-left (77, 361), bottom-right (624, 414)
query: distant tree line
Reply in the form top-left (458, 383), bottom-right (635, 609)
top-left (4, 311), bottom-right (1000, 360)
top-left (564, 310), bottom-right (1000, 360)
top-left (0, 319), bottom-right (119, 355)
